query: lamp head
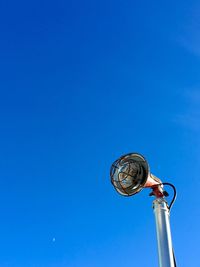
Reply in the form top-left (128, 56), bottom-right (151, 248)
top-left (110, 153), bottom-right (161, 196)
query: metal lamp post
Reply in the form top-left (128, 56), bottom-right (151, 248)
top-left (110, 152), bottom-right (176, 267)
top-left (153, 197), bottom-right (175, 267)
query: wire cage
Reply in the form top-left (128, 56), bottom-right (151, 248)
top-left (110, 153), bottom-right (149, 196)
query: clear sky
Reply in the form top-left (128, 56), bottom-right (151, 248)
top-left (0, 0), bottom-right (200, 266)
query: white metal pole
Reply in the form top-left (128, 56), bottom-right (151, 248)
top-left (153, 198), bottom-right (175, 267)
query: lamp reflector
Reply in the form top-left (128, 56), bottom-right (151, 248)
top-left (110, 153), bottom-right (161, 196)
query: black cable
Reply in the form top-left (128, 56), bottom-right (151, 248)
top-left (162, 182), bottom-right (177, 267)
top-left (173, 249), bottom-right (177, 267)
top-left (162, 182), bottom-right (177, 211)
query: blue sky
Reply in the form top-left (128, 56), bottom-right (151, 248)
top-left (0, 0), bottom-right (200, 266)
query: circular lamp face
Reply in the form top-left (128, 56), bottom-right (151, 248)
top-left (110, 153), bottom-right (149, 196)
